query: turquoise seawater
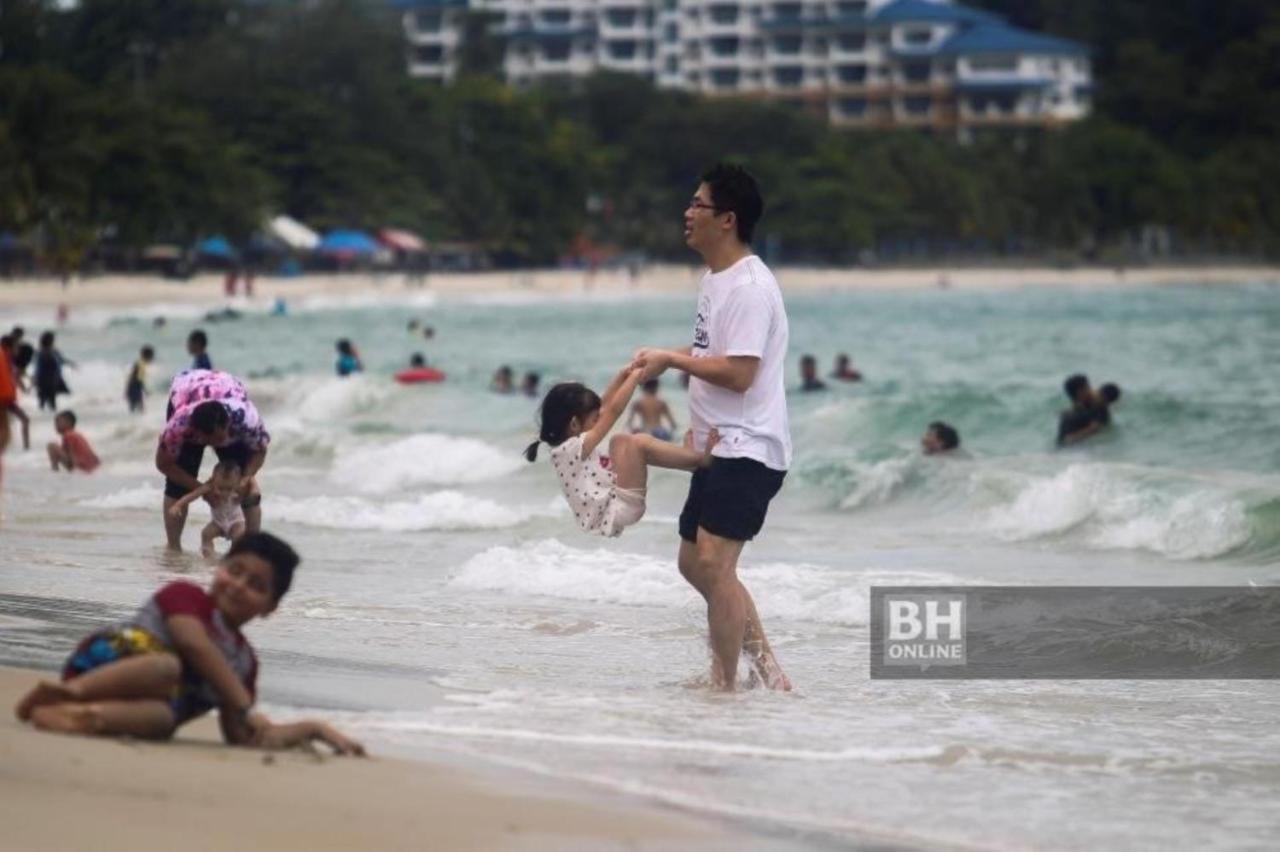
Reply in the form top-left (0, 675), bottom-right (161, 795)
top-left (2, 279), bottom-right (1279, 849)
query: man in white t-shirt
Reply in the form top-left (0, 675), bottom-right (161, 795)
top-left (634, 164), bottom-right (791, 691)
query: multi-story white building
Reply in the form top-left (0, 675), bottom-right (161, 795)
top-left (395, 0), bottom-right (1091, 132)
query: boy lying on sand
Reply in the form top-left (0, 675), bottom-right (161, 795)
top-left (15, 532), bottom-right (363, 756)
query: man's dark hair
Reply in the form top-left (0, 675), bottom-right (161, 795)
top-left (410, 353), bottom-right (426, 367)
top-left (1099, 383), bottom-right (1121, 403)
top-left (189, 400), bottom-right (229, 434)
top-left (141, 345), bottom-right (155, 360)
top-left (701, 162), bottom-right (764, 244)
top-left (929, 421), bottom-right (960, 450)
top-left (14, 342), bottom-right (33, 369)
top-left (188, 329), bottom-right (208, 349)
top-left (1063, 374), bottom-right (1090, 403)
top-left (228, 531), bottom-right (300, 603)
top-left (800, 354), bottom-right (817, 368)
top-left (57, 409), bottom-right (77, 428)
top-left (39, 331), bottom-right (54, 348)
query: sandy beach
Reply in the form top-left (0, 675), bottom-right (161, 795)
top-left (0, 665), bottom-right (765, 851)
top-left (1, 263), bottom-right (1278, 311)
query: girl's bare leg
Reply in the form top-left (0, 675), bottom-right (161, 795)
top-left (610, 431), bottom-right (716, 491)
top-left (227, 520), bottom-right (246, 542)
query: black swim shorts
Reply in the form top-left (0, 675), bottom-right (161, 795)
top-left (163, 441), bottom-right (255, 500)
top-left (678, 456), bottom-right (786, 544)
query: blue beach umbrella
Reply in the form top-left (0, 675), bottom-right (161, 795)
top-left (196, 235), bottom-right (238, 259)
top-left (318, 229), bottom-right (381, 255)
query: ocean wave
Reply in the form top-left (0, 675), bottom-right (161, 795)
top-left (80, 484), bottom-right (157, 510)
top-left (268, 491), bottom-right (537, 532)
top-left (449, 539), bottom-right (967, 626)
top-left (330, 433), bottom-right (522, 494)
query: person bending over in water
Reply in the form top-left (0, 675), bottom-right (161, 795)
top-left (14, 532), bottom-right (363, 755)
top-left (921, 421), bottom-right (960, 455)
top-left (526, 366), bottom-right (717, 538)
top-left (167, 461), bottom-right (256, 557)
top-left (627, 378), bottom-right (677, 441)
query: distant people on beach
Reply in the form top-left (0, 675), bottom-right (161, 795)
top-left (628, 378), bottom-right (676, 441)
top-left (1058, 377), bottom-right (1121, 446)
top-left (187, 330), bottom-right (212, 370)
top-left (490, 365), bottom-right (515, 394)
top-left (406, 320), bottom-right (435, 340)
top-left (14, 532), bottom-right (365, 755)
top-left (0, 340), bottom-right (13, 486)
top-left (335, 339), bottom-right (363, 377)
top-left (799, 354), bottom-right (827, 392)
top-left (831, 353), bottom-right (862, 382)
top-left (47, 410), bottom-right (99, 473)
top-left (34, 331), bottom-right (75, 411)
top-left (167, 461), bottom-right (255, 557)
top-left (1, 334), bottom-right (30, 450)
top-left (526, 367), bottom-right (718, 538)
top-left (921, 421), bottom-right (961, 455)
top-left (156, 369), bottom-right (269, 551)
top-left (125, 346), bottom-right (156, 413)
top-left (522, 371), bottom-right (541, 398)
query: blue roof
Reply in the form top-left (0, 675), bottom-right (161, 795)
top-left (872, 0), bottom-right (1003, 26)
top-left (939, 23), bottom-right (1088, 56)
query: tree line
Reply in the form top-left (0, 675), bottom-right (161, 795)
top-left (1, 0), bottom-right (1277, 268)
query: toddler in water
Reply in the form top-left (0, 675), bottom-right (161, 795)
top-left (526, 365), bottom-right (717, 537)
top-left (167, 461), bottom-right (255, 557)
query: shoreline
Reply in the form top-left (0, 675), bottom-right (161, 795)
top-left (0, 264), bottom-right (1277, 311)
top-left (0, 663), bottom-right (795, 851)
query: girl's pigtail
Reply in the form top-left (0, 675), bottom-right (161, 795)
top-left (524, 440), bottom-right (540, 462)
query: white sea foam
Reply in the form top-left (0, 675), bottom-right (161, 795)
top-left (837, 455), bottom-right (920, 509)
top-left (269, 491), bottom-right (536, 532)
top-left (449, 539), bottom-right (960, 626)
top-left (80, 484), bottom-right (157, 510)
top-left (331, 433), bottom-right (522, 494)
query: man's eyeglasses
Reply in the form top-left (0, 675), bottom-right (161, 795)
top-left (687, 200), bottom-right (727, 214)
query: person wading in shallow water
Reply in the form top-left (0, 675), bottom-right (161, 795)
top-left (633, 163), bottom-right (792, 691)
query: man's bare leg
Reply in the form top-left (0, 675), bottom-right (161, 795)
top-left (679, 536), bottom-right (790, 690)
top-left (242, 501), bottom-right (262, 533)
top-left (17, 653), bottom-right (180, 720)
top-left (163, 495), bottom-right (187, 551)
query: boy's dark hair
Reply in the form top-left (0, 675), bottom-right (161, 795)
top-left (227, 532), bottom-right (299, 603)
top-left (642, 378), bottom-right (659, 393)
top-left (336, 338), bottom-right (353, 355)
top-left (14, 342), bottom-right (33, 369)
top-left (190, 401), bottom-right (229, 434)
top-left (930, 421), bottom-right (960, 450)
top-left (188, 329), bottom-right (208, 349)
top-left (141, 345), bottom-right (155, 359)
top-left (524, 382), bottom-right (602, 462)
top-left (1099, 383), bottom-right (1121, 403)
top-left (39, 331), bottom-right (54, 348)
top-left (1063, 374), bottom-right (1090, 402)
top-left (57, 409), bottom-right (77, 428)
top-left (800, 354), bottom-right (817, 367)
top-left (410, 353), bottom-right (426, 367)
top-left (701, 163), bottom-right (764, 244)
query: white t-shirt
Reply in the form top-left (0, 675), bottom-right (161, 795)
top-left (687, 255), bottom-right (791, 471)
top-left (548, 434), bottom-right (616, 533)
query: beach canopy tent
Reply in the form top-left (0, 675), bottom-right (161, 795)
top-left (378, 228), bottom-right (427, 253)
top-left (318, 229), bottom-right (381, 255)
top-left (268, 215), bottom-right (321, 251)
top-left (195, 235), bottom-right (237, 259)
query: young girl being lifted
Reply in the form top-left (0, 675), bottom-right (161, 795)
top-left (526, 364), bottom-right (717, 537)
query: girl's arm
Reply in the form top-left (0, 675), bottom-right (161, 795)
top-left (167, 482), bottom-right (211, 516)
top-left (599, 364), bottom-right (633, 403)
top-left (581, 368), bottom-right (643, 458)
top-left (167, 614), bottom-right (256, 728)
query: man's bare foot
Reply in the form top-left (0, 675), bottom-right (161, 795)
top-left (752, 650), bottom-right (792, 692)
top-left (16, 680), bottom-right (78, 721)
top-left (30, 702), bottom-right (99, 735)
